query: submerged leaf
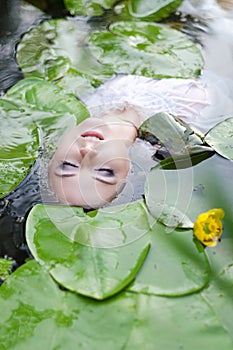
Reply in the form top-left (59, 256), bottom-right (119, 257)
top-left (26, 201), bottom-right (151, 299)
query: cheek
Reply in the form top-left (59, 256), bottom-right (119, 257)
top-left (117, 159), bottom-right (130, 178)
top-left (48, 174), bottom-right (78, 204)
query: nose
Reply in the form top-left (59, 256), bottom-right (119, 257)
top-left (79, 144), bottom-right (96, 158)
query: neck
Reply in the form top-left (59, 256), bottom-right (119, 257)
top-left (100, 106), bottom-right (144, 129)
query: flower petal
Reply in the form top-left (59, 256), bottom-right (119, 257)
top-left (193, 208), bottom-right (225, 247)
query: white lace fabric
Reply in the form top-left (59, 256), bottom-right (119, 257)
top-left (81, 72), bottom-right (233, 133)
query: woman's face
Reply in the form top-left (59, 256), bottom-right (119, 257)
top-left (48, 117), bottom-right (137, 208)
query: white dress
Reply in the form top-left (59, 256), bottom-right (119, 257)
top-left (81, 70), bottom-right (233, 133)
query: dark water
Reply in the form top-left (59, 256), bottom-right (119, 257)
top-left (0, 0), bottom-right (67, 270)
top-left (0, 0), bottom-right (68, 94)
top-left (0, 0), bottom-right (233, 272)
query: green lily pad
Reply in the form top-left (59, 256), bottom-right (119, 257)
top-left (204, 117), bottom-right (233, 160)
top-left (0, 260), bottom-right (136, 350)
top-left (16, 18), bottom-right (203, 93)
top-left (128, 0), bottom-right (183, 20)
top-left (16, 19), bottom-right (113, 96)
top-left (5, 77), bottom-right (89, 138)
top-left (145, 162), bottom-right (194, 228)
top-left (26, 201), bottom-right (151, 300)
top-left (89, 21), bottom-right (204, 79)
top-left (139, 113), bottom-right (214, 169)
top-left (0, 122), bottom-right (39, 198)
top-left (201, 237), bottom-right (233, 339)
top-left (64, 0), bottom-right (117, 16)
top-left (145, 154), bottom-right (233, 228)
top-left (156, 151), bottom-right (214, 170)
top-left (128, 222), bottom-right (210, 296)
top-left (0, 257), bottom-right (14, 281)
top-left (139, 112), bottom-right (209, 155)
top-left (124, 293), bottom-right (233, 349)
top-left (1, 260), bottom-right (233, 349)
top-left (0, 78), bottom-right (89, 197)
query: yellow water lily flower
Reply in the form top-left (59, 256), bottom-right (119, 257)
top-left (193, 208), bottom-right (225, 247)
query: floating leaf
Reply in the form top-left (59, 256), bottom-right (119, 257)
top-left (64, 0), bottom-right (117, 16)
top-left (145, 154), bottom-right (233, 228)
top-left (139, 112), bottom-right (210, 156)
top-left (128, 0), bottom-right (183, 20)
top-left (201, 237), bottom-right (233, 339)
top-left (128, 221), bottom-right (210, 296)
top-left (204, 117), bottom-right (233, 160)
top-left (0, 260), bottom-right (136, 350)
top-left (1, 260), bottom-right (233, 349)
top-left (0, 257), bottom-right (14, 281)
top-left (124, 293), bottom-right (233, 349)
top-left (145, 163), bottom-right (194, 228)
top-left (26, 201), bottom-right (151, 300)
top-left (16, 19), bottom-right (113, 96)
top-left (156, 151), bottom-right (214, 170)
top-left (4, 77), bottom-right (89, 138)
top-left (89, 21), bottom-right (204, 79)
top-left (0, 78), bottom-right (89, 197)
top-left (0, 122), bottom-right (39, 198)
top-left (16, 18), bottom-right (203, 92)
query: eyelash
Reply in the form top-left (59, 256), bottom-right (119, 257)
top-left (55, 161), bottom-right (79, 177)
top-left (56, 162), bottom-right (115, 180)
top-left (61, 161), bottom-right (79, 169)
top-left (97, 168), bottom-right (115, 177)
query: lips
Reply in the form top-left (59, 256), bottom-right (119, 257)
top-left (81, 131), bottom-right (104, 140)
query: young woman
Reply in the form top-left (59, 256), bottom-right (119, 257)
top-left (48, 73), bottom-right (233, 209)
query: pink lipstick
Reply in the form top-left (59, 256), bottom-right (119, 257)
top-left (81, 131), bottom-right (104, 140)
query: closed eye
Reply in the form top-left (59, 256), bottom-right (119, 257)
top-left (95, 168), bottom-right (116, 184)
top-left (97, 168), bottom-right (114, 176)
top-left (55, 161), bottom-right (79, 177)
